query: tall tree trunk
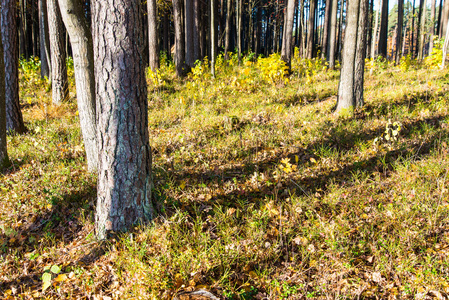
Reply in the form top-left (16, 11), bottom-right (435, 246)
top-left (307, 0), bottom-right (317, 58)
top-left (92, 0), bottom-right (154, 240)
top-left (417, 0), bottom-right (426, 59)
top-left (47, 0), bottom-right (69, 104)
top-left (322, 0), bottom-right (332, 60)
top-left (440, 0), bottom-right (449, 38)
top-left (329, 0), bottom-right (338, 68)
top-left (211, 0), bottom-right (216, 77)
top-left (300, 0), bottom-right (306, 57)
top-left (337, 0), bottom-right (360, 113)
top-left (39, 0), bottom-right (51, 79)
top-left (163, 11), bottom-right (170, 57)
top-left (402, 20), bottom-right (408, 55)
top-left (436, 0), bottom-right (443, 37)
top-left (366, 0), bottom-right (374, 58)
top-left (185, 0), bottom-right (194, 67)
top-left (193, 0), bottom-right (201, 62)
top-left (395, 0), bottom-right (404, 64)
top-left (377, 0), bottom-right (388, 58)
top-left (1, 0), bottom-right (26, 133)
top-left (148, 0), bottom-right (159, 71)
top-left (58, 0), bottom-right (98, 173)
top-left (0, 23), bottom-right (7, 168)
top-left (442, 20), bottom-right (449, 68)
top-left (371, 0), bottom-right (380, 59)
top-left (173, 0), bottom-right (186, 77)
top-left (255, 7), bottom-right (262, 55)
top-left (236, 0), bottom-right (242, 64)
top-left (411, 0), bottom-right (416, 56)
top-left (224, 0), bottom-right (232, 59)
top-left (354, 0), bottom-right (369, 107)
top-left (282, 0), bottom-right (296, 69)
top-left (429, 0), bottom-right (436, 54)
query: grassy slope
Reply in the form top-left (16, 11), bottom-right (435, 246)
top-left (0, 55), bottom-right (449, 299)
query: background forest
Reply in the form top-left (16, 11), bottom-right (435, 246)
top-left (0, 0), bottom-right (449, 299)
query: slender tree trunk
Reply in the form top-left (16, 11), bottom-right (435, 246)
top-left (402, 20), bottom-right (408, 55)
top-left (1, 0), bottom-right (26, 134)
top-left (429, 0), bottom-right (436, 54)
top-left (185, 0), bottom-right (194, 67)
top-left (442, 20), bottom-right (449, 68)
top-left (377, 0), bottom-right (388, 58)
top-left (417, 0), bottom-right (426, 59)
top-left (371, 0), bottom-right (380, 59)
top-left (354, 0), bottom-right (369, 107)
top-left (395, 0), bottom-right (404, 64)
top-left (148, 0), bottom-right (159, 71)
top-left (0, 24), bottom-right (8, 168)
top-left (224, 0), bottom-right (232, 59)
top-left (307, 0), bottom-right (317, 58)
top-left (211, 0), bottom-right (216, 77)
top-left (337, 0), bottom-right (360, 112)
top-left (329, 0), bottom-right (338, 68)
top-left (300, 0), bottom-right (306, 57)
top-left (411, 0), bottom-right (416, 56)
top-left (322, 0), bottom-right (332, 60)
top-left (18, 0), bottom-right (26, 57)
top-left (92, 0), bottom-right (154, 240)
top-left (282, 0), bottom-right (296, 69)
top-left (440, 0), bottom-right (449, 38)
top-left (39, 0), bottom-right (51, 79)
top-left (58, 0), bottom-right (98, 173)
top-left (193, 0), bottom-right (201, 62)
top-left (366, 0), bottom-right (374, 58)
top-left (173, 0), bottom-right (186, 77)
top-left (255, 7), bottom-right (262, 55)
top-left (436, 0), bottom-right (443, 37)
top-left (47, 0), bottom-right (69, 104)
top-left (237, 0), bottom-right (242, 64)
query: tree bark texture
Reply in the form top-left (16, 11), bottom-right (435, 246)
top-left (224, 0), bottom-right (232, 59)
top-left (337, 0), bottom-right (360, 112)
top-left (92, 0), bottom-right (154, 240)
top-left (417, 0), bottom-right (426, 60)
top-left (281, 0), bottom-right (296, 69)
top-left (211, 0), bottom-right (216, 77)
top-left (354, 0), bottom-right (369, 108)
top-left (47, 0), bottom-right (69, 104)
top-left (185, 0), bottom-right (194, 67)
top-left (0, 23), bottom-right (8, 167)
top-left (1, 0), bottom-right (26, 134)
top-left (322, 0), bottom-right (332, 60)
top-left (307, 0), bottom-right (317, 59)
top-left (429, 0), bottom-right (436, 54)
top-left (173, 0), bottom-right (186, 77)
top-left (439, 0), bottom-right (449, 38)
top-left (329, 0), bottom-right (338, 68)
top-left (39, 0), bottom-right (51, 79)
top-left (442, 20), bottom-right (449, 68)
top-left (193, 0), bottom-right (201, 62)
top-left (395, 0), bottom-right (404, 64)
top-left (58, 0), bottom-right (98, 173)
top-left (148, 0), bottom-right (159, 71)
top-left (377, 0), bottom-right (388, 58)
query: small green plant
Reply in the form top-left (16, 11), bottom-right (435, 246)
top-left (42, 264), bottom-right (62, 292)
top-left (373, 119), bottom-right (403, 150)
top-left (424, 39), bottom-right (443, 69)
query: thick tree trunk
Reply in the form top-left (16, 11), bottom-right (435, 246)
top-left (281, 0), bottom-right (296, 69)
top-left (39, 0), bottom-right (51, 79)
top-left (185, 0), bottom-right (194, 67)
top-left (337, 0), bottom-right (360, 113)
top-left (322, 0), bottom-right (332, 60)
top-left (47, 0), bottom-right (69, 104)
top-left (173, 0), bottom-right (186, 77)
top-left (58, 0), bottom-right (98, 173)
top-left (148, 0), bottom-right (159, 71)
top-left (395, 0), bottom-right (404, 64)
top-left (429, 0), bottom-right (436, 54)
top-left (354, 0), bottom-right (369, 107)
top-left (307, 0), bottom-right (317, 58)
top-left (0, 24), bottom-right (7, 168)
top-left (329, 0), bottom-right (338, 68)
top-left (440, 0), bottom-right (449, 38)
top-left (442, 20), bottom-right (449, 68)
top-left (417, 0), bottom-right (426, 59)
top-left (377, 0), bottom-right (388, 58)
top-left (1, 0), bottom-right (26, 134)
top-left (92, 0), bottom-right (154, 240)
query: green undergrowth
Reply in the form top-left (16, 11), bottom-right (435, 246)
top-left (0, 53), bottom-right (448, 299)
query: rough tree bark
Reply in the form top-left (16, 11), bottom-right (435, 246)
top-left (395, 0), bottom-right (404, 64)
top-left (39, 0), bottom-right (51, 79)
top-left (417, 0), bottom-right (426, 60)
top-left (47, 0), bottom-right (69, 104)
top-left (211, 0), bottom-right (216, 77)
top-left (354, 0), bottom-right (369, 107)
top-left (307, 0), bottom-right (317, 58)
top-left (193, 0), bottom-right (200, 62)
top-left (281, 0), bottom-right (296, 70)
top-left (377, 0), bottom-right (388, 58)
top-left (329, 0), bottom-right (338, 68)
top-left (58, 0), bottom-right (98, 173)
top-left (236, 0), bottom-right (242, 64)
top-left (185, 0), bottom-right (194, 67)
top-left (442, 20), bottom-right (449, 68)
top-left (322, 0), bottom-right (332, 60)
top-left (224, 0), bottom-right (232, 59)
top-left (1, 0), bottom-right (26, 133)
top-left (148, 0), bottom-right (159, 71)
top-left (337, 0), bottom-right (361, 113)
top-left (173, 0), bottom-right (186, 77)
top-left (92, 0), bottom-right (154, 240)
top-left (429, 0), bottom-right (436, 54)
top-left (0, 22), bottom-right (8, 168)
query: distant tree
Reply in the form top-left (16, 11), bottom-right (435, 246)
top-left (329, 0), bottom-right (339, 68)
top-left (39, 0), bottom-right (51, 79)
top-left (1, 0), bottom-right (26, 133)
top-left (211, 0), bottom-right (216, 77)
top-left (148, 0), bottom-right (159, 72)
top-left (281, 0), bottom-right (296, 70)
top-left (429, 0), bottom-right (436, 54)
top-left (0, 22), bottom-right (7, 168)
top-left (377, 0), bottom-right (388, 58)
top-left (58, 0), bottom-right (98, 173)
top-left (47, 0), bottom-right (69, 104)
top-left (93, 0), bottom-right (154, 240)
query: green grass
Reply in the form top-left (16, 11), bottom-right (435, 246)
top-left (0, 54), bottom-right (448, 299)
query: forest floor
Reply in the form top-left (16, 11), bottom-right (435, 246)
top-left (0, 54), bottom-right (449, 299)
